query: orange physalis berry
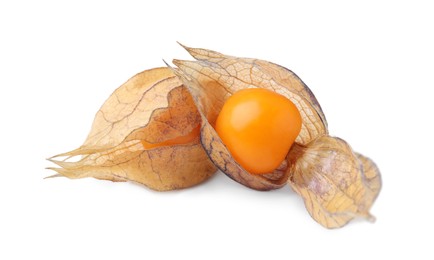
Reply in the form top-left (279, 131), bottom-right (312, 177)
top-left (215, 88), bottom-right (302, 174)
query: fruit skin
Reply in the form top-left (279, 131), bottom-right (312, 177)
top-left (215, 88), bottom-right (302, 174)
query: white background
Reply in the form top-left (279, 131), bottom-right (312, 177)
top-left (1, 0), bottom-right (433, 259)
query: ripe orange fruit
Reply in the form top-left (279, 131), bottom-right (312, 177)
top-left (215, 88), bottom-right (302, 174)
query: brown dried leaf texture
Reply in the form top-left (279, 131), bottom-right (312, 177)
top-left (173, 45), bottom-right (327, 190)
top-left (288, 136), bottom-right (381, 228)
top-left (356, 153), bottom-right (382, 204)
top-left (173, 45), bottom-right (328, 144)
top-left (49, 68), bottom-right (217, 191)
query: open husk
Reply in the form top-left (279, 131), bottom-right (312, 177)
top-left (172, 45), bottom-right (381, 227)
top-left (172, 45), bottom-right (328, 190)
top-left (48, 67), bottom-right (217, 191)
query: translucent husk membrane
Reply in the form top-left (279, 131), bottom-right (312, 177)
top-left (48, 46), bottom-right (381, 228)
top-left (48, 67), bottom-right (217, 191)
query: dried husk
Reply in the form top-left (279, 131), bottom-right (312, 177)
top-left (48, 67), bottom-right (217, 191)
top-left (173, 45), bottom-right (328, 190)
top-left (48, 45), bottom-right (382, 228)
top-left (172, 45), bottom-right (381, 228)
top-left (287, 136), bottom-right (381, 228)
